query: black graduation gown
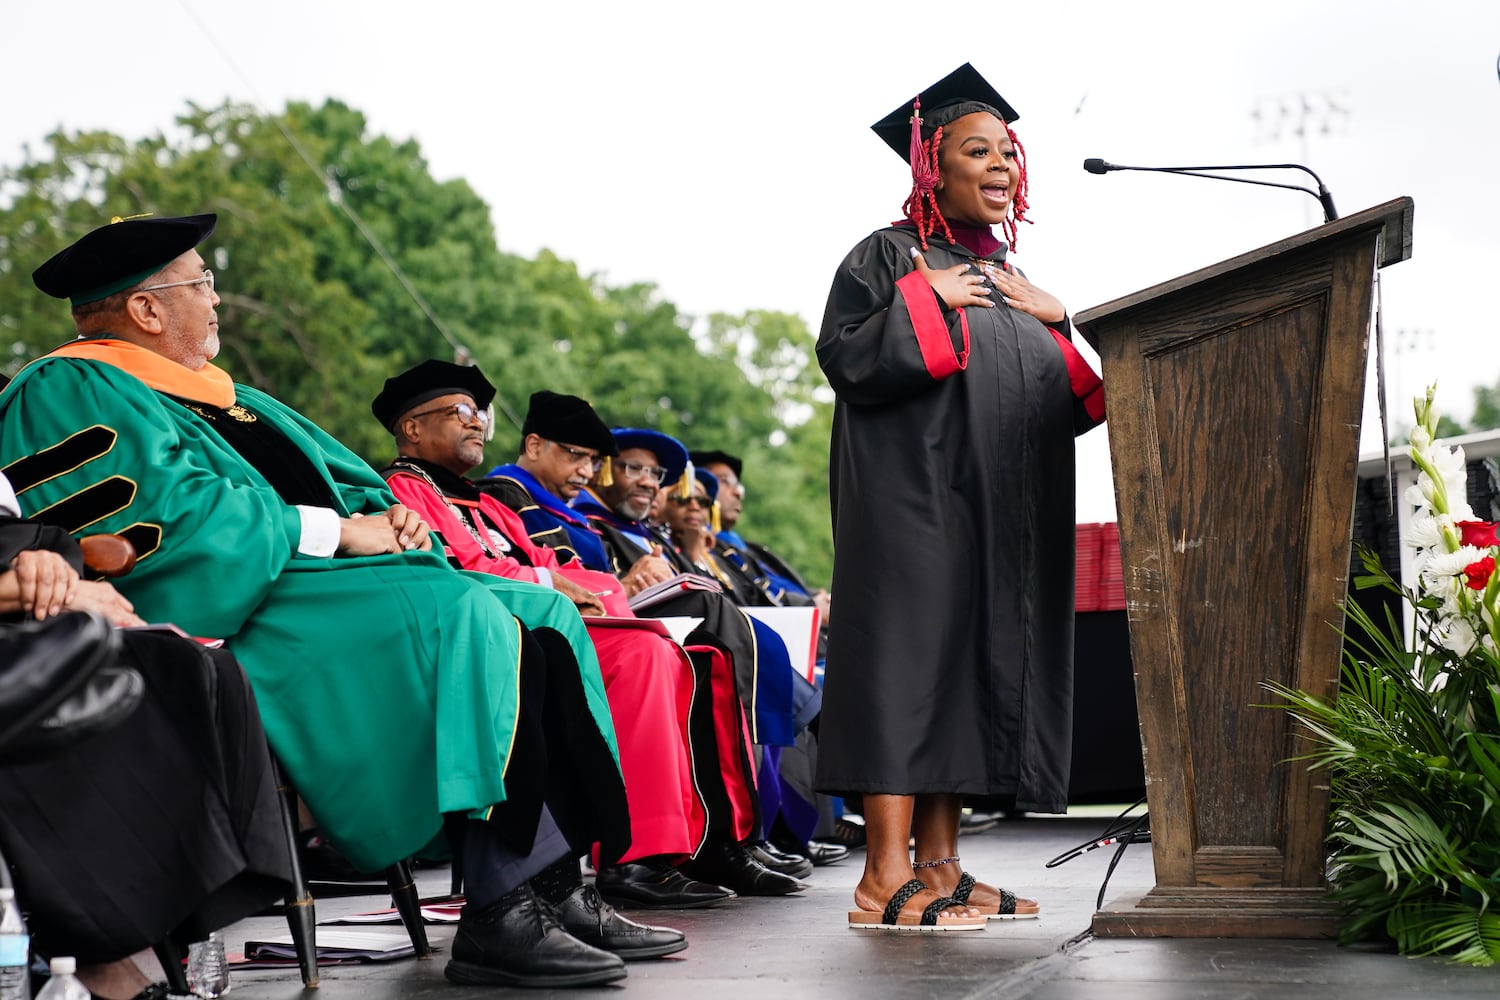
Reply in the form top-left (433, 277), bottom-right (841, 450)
top-left (813, 226), bottom-right (1078, 812)
top-left (0, 632), bottom-right (293, 961)
top-left (0, 515), bottom-right (293, 961)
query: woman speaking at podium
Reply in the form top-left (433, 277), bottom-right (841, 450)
top-left (814, 63), bottom-right (1104, 932)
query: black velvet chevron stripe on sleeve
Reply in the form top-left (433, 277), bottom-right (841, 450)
top-left (3, 425), bottom-right (119, 495)
top-left (27, 476), bottom-right (137, 534)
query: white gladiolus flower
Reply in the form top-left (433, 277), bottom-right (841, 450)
top-left (1409, 425), bottom-right (1432, 451)
top-left (1439, 618), bottom-right (1480, 657)
top-left (1405, 480), bottom-right (1436, 513)
top-left (1432, 447), bottom-right (1472, 516)
top-left (1431, 443), bottom-right (1466, 477)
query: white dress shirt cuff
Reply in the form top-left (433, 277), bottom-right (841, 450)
top-left (0, 475), bottom-right (19, 518)
top-left (533, 567), bottom-right (553, 590)
top-left (296, 506), bottom-right (341, 557)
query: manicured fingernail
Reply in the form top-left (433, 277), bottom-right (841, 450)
top-left (909, 247), bottom-right (920, 259)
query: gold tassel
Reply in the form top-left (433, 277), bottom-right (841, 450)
top-left (597, 455), bottom-right (613, 487)
top-left (676, 460), bottom-right (694, 500)
top-left (710, 500), bottom-right (722, 534)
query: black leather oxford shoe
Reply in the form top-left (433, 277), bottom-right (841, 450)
top-left (804, 840), bottom-right (851, 866)
top-left (746, 839), bottom-right (814, 879)
top-left (594, 860), bottom-right (735, 910)
top-left (680, 839), bottom-right (808, 897)
top-left (552, 883), bottom-right (687, 960)
top-left (444, 883), bottom-right (626, 988)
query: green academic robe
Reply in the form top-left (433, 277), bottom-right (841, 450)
top-left (0, 355), bottom-right (620, 872)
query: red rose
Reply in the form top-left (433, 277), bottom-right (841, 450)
top-left (1463, 555), bottom-right (1496, 591)
top-left (1457, 520), bottom-right (1499, 548)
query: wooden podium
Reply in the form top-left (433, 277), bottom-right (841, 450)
top-left (1074, 198), bottom-right (1414, 938)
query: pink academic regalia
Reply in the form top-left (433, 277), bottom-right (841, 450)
top-left (386, 469), bottom-right (756, 859)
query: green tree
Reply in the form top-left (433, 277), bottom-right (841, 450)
top-left (0, 99), bottom-right (835, 585)
top-left (1471, 378), bottom-right (1500, 433)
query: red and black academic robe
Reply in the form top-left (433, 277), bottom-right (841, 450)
top-left (814, 226), bottom-right (1102, 812)
top-left (384, 459), bottom-right (759, 853)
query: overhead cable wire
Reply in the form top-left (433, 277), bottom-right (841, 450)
top-left (173, 0), bottom-right (524, 431)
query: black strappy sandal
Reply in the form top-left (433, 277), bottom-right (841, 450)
top-left (847, 877), bottom-right (987, 932)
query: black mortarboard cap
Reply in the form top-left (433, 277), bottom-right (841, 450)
top-left (33, 214), bottom-right (218, 305)
top-left (871, 63), bottom-right (1020, 163)
top-left (689, 449), bottom-right (743, 480)
top-left (522, 391), bottom-right (618, 456)
top-left (372, 359), bottom-right (495, 432)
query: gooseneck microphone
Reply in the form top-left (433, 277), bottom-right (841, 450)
top-left (1082, 158), bottom-right (1338, 223)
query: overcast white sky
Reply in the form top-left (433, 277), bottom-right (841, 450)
top-left (5, 0), bottom-right (1498, 520)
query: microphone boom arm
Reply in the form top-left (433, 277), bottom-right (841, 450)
top-left (1085, 160), bottom-right (1338, 222)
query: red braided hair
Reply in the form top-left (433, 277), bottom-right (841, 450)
top-left (902, 124), bottom-right (952, 251)
top-left (1002, 121), bottom-right (1031, 249)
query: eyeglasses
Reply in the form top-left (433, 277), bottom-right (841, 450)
top-left (546, 440), bottom-right (603, 474)
top-left (408, 402), bottom-right (490, 428)
top-left (669, 495), bottom-right (713, 509)
top-left (714, 472), bottom-right (746, 499)
top-left (138, 269), bottom-right (215, 294)
top-left (617, 460), bottom-right (667, 484)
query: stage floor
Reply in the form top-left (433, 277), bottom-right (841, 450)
top-left (195, 812), bottom-right (1498, 999)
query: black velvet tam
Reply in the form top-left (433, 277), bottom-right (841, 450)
top-left (33, 214), bottom-right (217, 305)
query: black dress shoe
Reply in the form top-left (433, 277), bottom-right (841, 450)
top-left (746, 839), bottom-right (814, 879)
top-left (804, 840), bottom-right (850, 866)
top-left (680, 839), bottom-right (808, 897)
top-left (444, 883), bottom-right (627, 988)
top-left (595, 861), bottom-right (734, 910)
top-left (829, 814), bottom-right (867, 849)
top-left (552, 883), bottom-right (687, 960)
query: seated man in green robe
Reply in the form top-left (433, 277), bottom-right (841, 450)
top-left (0, 214), bottom-right (643, 990)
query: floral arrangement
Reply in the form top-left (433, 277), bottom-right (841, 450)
top-left (1406, 388), bottom-right (1500, 659)
top-left (1274, 386), bottom-right (1500, 964)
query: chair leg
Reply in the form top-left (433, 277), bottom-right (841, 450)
top-left (152, 939), bottom-right (189, 996)
top-left (443, 812), bottom-right (465, 899)
top-left (272, 754), bottom-right (320, 988)
top-left (386, 860), bottom-right (432, 958)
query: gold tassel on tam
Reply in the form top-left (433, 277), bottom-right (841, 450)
top-left (597, 455), bottom-right (614, 487)
top-left (676, 460), bottom-right (694, 500)
top-left (710, 500), bottom-right (722, 535)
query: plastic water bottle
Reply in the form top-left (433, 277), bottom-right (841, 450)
top-left (185, 932), bottom-right (229, 998)
top-left (0, 888), bottom-right (29, 1000)
top-left (33, 957), bottom-right (86, 999)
